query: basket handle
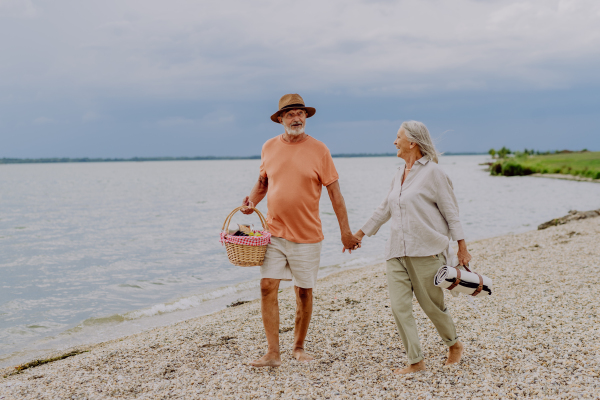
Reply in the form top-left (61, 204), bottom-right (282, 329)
top-left (222, 206), bottom-right (269, 233)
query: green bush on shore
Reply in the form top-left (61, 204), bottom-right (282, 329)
top-left (489, 150), bottom-right (600, 179)
top-left (490, 161), bottom-right (535, 176)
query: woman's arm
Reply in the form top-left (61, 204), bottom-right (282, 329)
top-left (433, 170), bottom-right (471, 265)
top-left (360, 176), bottom-right (395, 237)
top-left (456, 239), bottom-right (472, 266)
top-left (433, 171), bottom-right (465, 243)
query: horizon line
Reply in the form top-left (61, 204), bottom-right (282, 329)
top-left (0, 152), bottom-right (489, 165)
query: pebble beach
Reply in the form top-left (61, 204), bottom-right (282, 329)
top-left (1, 217), bottom-right (600, 399)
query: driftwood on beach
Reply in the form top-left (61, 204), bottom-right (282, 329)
top-left (538, 209), bottom-right (600, 230)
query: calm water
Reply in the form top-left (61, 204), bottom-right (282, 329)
top-left (1, 156), bottom-right (600, 367)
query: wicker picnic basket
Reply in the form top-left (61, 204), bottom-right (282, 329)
top-left (220, 206), bottom-right (271, 267)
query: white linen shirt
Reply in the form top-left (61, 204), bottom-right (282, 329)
top-left (361, 157), bottom-right (465, 260)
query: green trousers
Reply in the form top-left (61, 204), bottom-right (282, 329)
top-left (386, 254), bottom-right (458, 364)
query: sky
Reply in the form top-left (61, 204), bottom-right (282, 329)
top-left (1, 0), bottom-right (599, 158)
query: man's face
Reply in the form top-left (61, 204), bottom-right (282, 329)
top-left (279, 109), bottom-right (306, 136)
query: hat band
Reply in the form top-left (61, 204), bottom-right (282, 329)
top-left (280, 103), bottom-right (306, 110)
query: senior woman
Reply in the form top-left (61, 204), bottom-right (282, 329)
top-left (354, 121), bottom-right (472, 374)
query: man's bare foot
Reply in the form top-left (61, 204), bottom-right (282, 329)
top-left (444, 341), bottom-right (463, 366)
top-left (249, 352), bottom-right (281, 368)
top-left (292, 348), bottom-right (314, 362)
top-left (393, 360), bottom-right (426, 374)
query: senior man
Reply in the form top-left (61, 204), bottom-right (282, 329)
top-left (241, 93), bottom-right (361, 367)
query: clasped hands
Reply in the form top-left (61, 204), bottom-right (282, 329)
top-left (342, 229), bottom-right (365, 254)
top-left (242, 196), bottom-right (365, 254)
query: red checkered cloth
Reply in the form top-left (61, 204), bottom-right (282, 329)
top-left (220, 231), bottom-right (271, 246)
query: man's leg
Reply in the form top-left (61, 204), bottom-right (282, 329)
top-left (287, 240), bottom-right (321, 362)
top-left (253, 237), bottom-right (293, 367)
top-left (250, 278), bottom-right (282, 367)
top-left (292, 286), bottom-right (313, 362)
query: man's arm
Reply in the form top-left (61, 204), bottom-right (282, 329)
top-left (241, 175), bottom-right (268, 214)
top-left (326, 180), bottom-right (361, 251)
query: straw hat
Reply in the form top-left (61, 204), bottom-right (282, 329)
top-left (270, 94), bottom-right (316, 123)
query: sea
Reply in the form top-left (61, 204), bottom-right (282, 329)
top-left (2, 155), bottom-right (600, 368)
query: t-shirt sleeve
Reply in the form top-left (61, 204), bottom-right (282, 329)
top-left (319, 151), bottom-right (339, 186)
top-left (259, 147), bottom-right (267, 178)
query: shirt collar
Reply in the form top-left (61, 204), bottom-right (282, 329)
top-left (416, 156), bottom-right (430, 165)
top-left (398, 156), bottom-right (430, 170)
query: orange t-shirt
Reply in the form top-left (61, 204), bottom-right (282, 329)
top-left (259, 134), bottom-right (339, 244)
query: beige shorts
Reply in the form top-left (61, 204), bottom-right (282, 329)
top-left (261, 237), bottom-right (322, 289)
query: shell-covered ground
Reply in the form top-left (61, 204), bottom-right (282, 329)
top-left (1, 218), bottom-right (599, 399)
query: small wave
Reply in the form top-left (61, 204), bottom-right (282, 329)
top-left (83, 314), bottom-right (126, 326)
top-left (73, 280), bottom-right (261, 328)
top-left (117, 284), bottom-right (143, 289)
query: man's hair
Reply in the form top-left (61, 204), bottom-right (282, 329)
top-left (401, 121), bottom-right (440, 164)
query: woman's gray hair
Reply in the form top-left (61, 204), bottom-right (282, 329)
top-left (401, 120), bottom-right (440, 164)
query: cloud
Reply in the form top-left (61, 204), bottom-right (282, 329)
top-left (0, 0), bottom-right (599, 100)
top-left (157, 112), bottom-right (235, 127)
top-left (0, 0), bottom-right (37, 18)
top-left (32, 117), bottom-right (56, 125)
top-left (82, 111), bottom-right (103, 122)
top-left (157, 117), bottom-right (196, 127)
top-left (1, 0), bottom-right (599, 157)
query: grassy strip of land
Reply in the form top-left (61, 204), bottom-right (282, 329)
top-left (490, 151), bottom-right (600, 179)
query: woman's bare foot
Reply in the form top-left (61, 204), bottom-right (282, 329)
top-left (249, 351), bottom-right (281, 367)
top-left (444, 341), bottom-right (463, 366)
top-left (393, 360), bottom-right (426, 374)
top-left (292, 348), bottom-right (314, 362)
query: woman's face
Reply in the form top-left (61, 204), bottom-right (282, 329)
top-left (394, 128), bottom-right (412, 159)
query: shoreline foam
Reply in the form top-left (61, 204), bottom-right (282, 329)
top-left (0, 257), bottom-right (385, 370)
top-left (2, 217), bottom-right (600, 398)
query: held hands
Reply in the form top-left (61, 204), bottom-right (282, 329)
top-left (354, 230), bottom-right (365, 241)
top-left (241, 196), bottom-right (255, 215)
top-left (342, 230), bottom-right (365, 254)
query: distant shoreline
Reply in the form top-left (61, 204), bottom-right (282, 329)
top-left (0, 152), bottom-right (486, 165)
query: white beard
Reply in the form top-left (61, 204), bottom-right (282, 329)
top-left (282, 120), bottom-right (305, 136)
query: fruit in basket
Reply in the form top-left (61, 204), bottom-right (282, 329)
top-left (225, 222), bottom-right (266, 239)
top-left (237, 224), bottom-right (252, 234)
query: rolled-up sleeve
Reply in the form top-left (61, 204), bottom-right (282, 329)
top-left (434, 171), bottom-right (465, 241)
top-left (361, 178), bottom-right (394, 236)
